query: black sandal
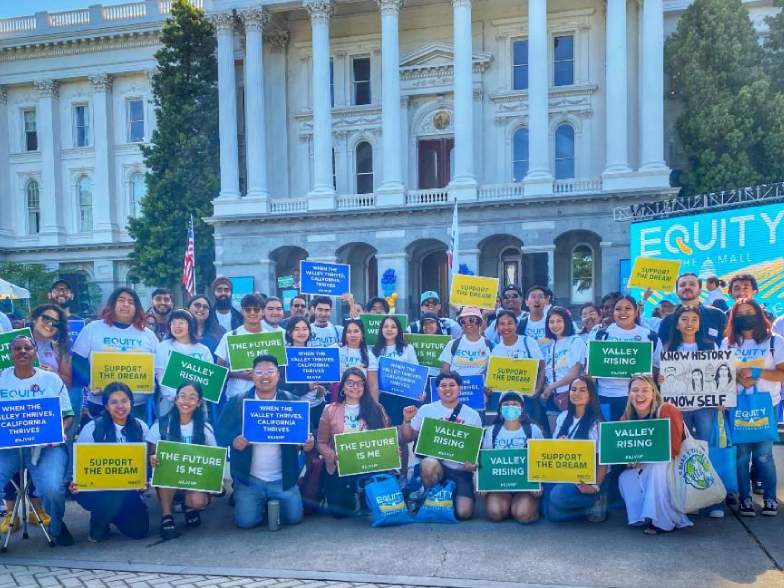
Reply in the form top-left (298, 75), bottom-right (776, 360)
top-left (160, 515), bottom-right (178, 540)
top-left (184, 509), bottom-right (201, 528)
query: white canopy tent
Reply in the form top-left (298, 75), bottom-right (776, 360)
top-left (0, 278), bottom-right (31, 300)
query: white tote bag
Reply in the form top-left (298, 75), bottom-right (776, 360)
top-left (667, 429), bottom-right (726, 514)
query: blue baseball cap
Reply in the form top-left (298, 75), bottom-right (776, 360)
top-left (420, 291), bottom-right (440, 304)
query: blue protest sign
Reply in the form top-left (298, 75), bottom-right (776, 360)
top-left (378, 357), bottom-right (430, 401)
top-left (67, 319), bottom-right (85, 347)
top-left (429, 374), bottom-right (485, 411)
top-left (0, 397), bottom-right (63, 449)
top-left (299, 260), bottom-right (350, 297)
top-left (285, 347), bottom-right (341, 383)
top-left (242, 399), bottom-right (310, 444)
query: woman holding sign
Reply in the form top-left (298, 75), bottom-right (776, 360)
top-left (542, 307), bottom-right (586, 433)
top-left (368, 316), bottom-right (419, 424)
top-left (317, 368), bottom-right (390, 517)
top-left (71, 383), bottom-right (150, 542)
top-left (147, 382), bottom-right (217, 539)
top-left (618, 375), bottom-right (691, 535)
top-left (186, 296), bottom-right (226, 357)
top-left (481, 392), bottom-right (543, 523)
top-left (339, 319), bottom-right (375, 376)
top-left (155, 310), bottom-right (213, 418)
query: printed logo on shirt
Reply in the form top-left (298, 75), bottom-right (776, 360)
top-left (102, 336), bottom-right (144, 352)
top-left (0, 383), bottom-right (45, 400)
top-left (453, 348), bottom-right (488, 370)
top-left (495, 435), bottom-right (526, 449)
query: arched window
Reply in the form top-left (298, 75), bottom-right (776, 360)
top-left (512, 128), bottom-right (529, 182)
top-left (26, 180), bottom-right (40, 235)
top-left (78, 175), bottom-right (92, 232)
top-left (571, 244), bottom-right (593, 304)
top-left (355, 141), bottom-right (373, 194)
top-left (501, 246), bottom-right (522, 288)
top-left (130, 173), bottom-right (145, 218)
top-left (555, 124), bottom-right (575, 179)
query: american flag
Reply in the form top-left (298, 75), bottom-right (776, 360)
top-left (181, 216), bottom-right (195, 296)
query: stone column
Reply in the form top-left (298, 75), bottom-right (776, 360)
top-left (266, 31), bottom-right (291, 199)
top-left (0, 88), bottom-right (9, 238)
top-left (305, 0), bottom-right (336, 211)
top-left (523, 0), bottom-right (553, 195)
top-left (240, 7), bottom-right (270, 209)
top-left (449, 0), bottom-right (477, 200)
top-left (89, 74), bottom-right (117, 238)
top-left (34, 80), bottom-right (64, 242)
top-left (603, 0), bottom-right (632, 187)
top-left (212, 13), bottom-right (241, 201)
top-left (376, 0), bottom-right (405, 205)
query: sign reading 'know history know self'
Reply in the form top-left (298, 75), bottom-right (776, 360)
top-left (284, 347), bottom-right (341, 383)
top-left (0, 398), bottom-right (63, 449)
top-left (227, 331), bottom-right (287, 370)
top-left (404, 334), bottom-right (451, 369)
top-left (660, 349), bottom-right (738, 410)
top-left (90, 351), bottom-right (155, 394)
top-left (242, 399), bottom-right (310, 444)
top-left (414, 417), bottom-right (483, 464)
top-left (587, 340), bottom-right (653, 379)
top-left (151, 441), bottom-right (227, 493)
top-left (599, 419), bottom-right (671, 465)
top-left (476, 449), bottom-right (541, 492)
top-left (74, 443), bottom-right (147, 491)
top-left (377, 357), bottom-right (430, 400)
top-left (527, 439), bottom-right (596, 484)
top-left (161, 351), bottom-right (228, 403)
top-left (334, 427), bottom-right (401, 477)
top-left (449, 274), bottom-right (500, 310)
top-left (299, 260), bottom-right (350, 296)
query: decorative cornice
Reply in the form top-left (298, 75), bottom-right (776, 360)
top-left (265, 30), bottom-right (289, 49)
top-left (34, 79), bottom-right (58, 97)
top-left (89, 73), bottom-right (112, 91)
top-left (239, 7), bottom-right (269, 33)
top-left (304, 0), bottom-right (335, 24)
top-left (209, 12), bottom-right (235, 34)
top-left (376, 0), bottom-right (404, 16)
top-left (0, 31), bottom-right (160, 63)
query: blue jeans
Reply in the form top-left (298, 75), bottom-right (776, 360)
top-left (232, 476), bottom-right (303, 529)
top-left (599, 395), bottom-right (627, 421)
top-left (0, 446), bottom-right (68, 536)
top-left (682, 408), bottom-right (716, 442)
top-left (544, 483), bottom-right (602, 522)
top-left (74, 490), bottom-right (149, 539)
top-left (737, 441), bottom-right (777, 501)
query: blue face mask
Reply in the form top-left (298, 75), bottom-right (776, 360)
top-left (500, 404), bottom-right (522, 422)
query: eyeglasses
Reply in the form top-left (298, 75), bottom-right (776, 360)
top-left (461, 318), bottom-right (481, 325)
top-left (291, 303), bottom-right (306, 308)
top-left (191, 303), bottom-right (209, 310)
top-left (40, 315), bottom-right (61, 327)
top-left (243, 307), bottom-right (262, 314)
top-left (253, 368), bottom-right (277, 376)
top-left (344, 380), bottom-right (364, 389)
top-left (176, 393), bottom-right (200, 402)
top-left (503, 294), bottom-right (521, 300)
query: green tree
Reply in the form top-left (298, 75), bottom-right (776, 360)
top-left (0, 262), bottom-right (57, 306)
top-left (128, 0), bottom-right (219, 293)
top-left (664, 0), bottom-right (784, 194)
top-left (765, 0), bottom-right (784, 94)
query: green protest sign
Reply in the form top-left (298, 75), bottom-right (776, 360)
top-left (227, 331), bottom-right (287, 370)
top-left (151, 441), bottom-right (227, 493)
top-left (404, 334), bottom-right (450, 369)
top-left (277, 275), bottom-right (295, 288)
top-left (599, 419), bottom-right (671, 465)
top-left (587, 340), bottom-right (653, 379)
top-left (335, 427), bottom-right (401, 477)
top-left (476, 449), bottom-right (541, 492)
top-left (0, 328), bottom-right (39, 370)
top-left (414, 417), bottom-right (482, 464)
top-left (161, 351), bottom-right (228, 403)
top-left (360, 314), bottom-right (409, 346)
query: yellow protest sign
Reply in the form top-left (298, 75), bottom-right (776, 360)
top-left (449, 274), bottom-right (499, 310)
top-left (90, 351), bottom-right (155, 395)
top-left (73, 443), bottom-right (147, 491)
top-left (485, 356), bottom-right (539, 395)
top-left (627, 257), bottom-right (681, 291)
top-left (527, 439), bottom-right (596, 484)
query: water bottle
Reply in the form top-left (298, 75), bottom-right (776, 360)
top-left (267, 499), bottom-right (281, 531)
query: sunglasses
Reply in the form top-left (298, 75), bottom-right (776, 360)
top-left (243, 307), bottom-right (262, 314)
top-left (461, 318), bottom-right (482, 325)
top-left (40, 315), bottom-right (62, 327)
top-left (503, 294), bottom-right (521, 300)
top-left (253, 368), bottom-right (277, 376)
top-left (191, 302), bottom-right (209, 310)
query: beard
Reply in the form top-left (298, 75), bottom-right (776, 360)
top-left (214, 295), bottom-right (232, 310)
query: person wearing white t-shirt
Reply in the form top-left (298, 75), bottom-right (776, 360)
top-left (214, 294), bottom-right (266, 400)
top-left (154, 309), bottom-right (214, 417)
top-left (480, 392), bottom-right (543, 524)
top-left (71, 288), bottom-right (158, 419)
top-left (721, 298), bottom-right (784, 517)
top-left (309, 296), bottom-right (344, 348)
top-left (515, 286), bottom-right (550, 353)
top-left (401, 371), bottom-right (482, 520)
top-left (368, 315), bottom-right (419, 416)
top-left (0, 335), bottom-right (75, 545)
top-left (439, 307), bottom-right (492, 377)
top-left (147, 382), bottom-right (217, 539)
top-left (215, 354), bottom-right (315, 529)
top-left (261, 297), bottom-right (286, 334)
top-left (487, 285), bottom-right (526, 344)
top-left (593, 296), bottom-right (662, 421)
top-left (338, 319), bottom-right (376, 376)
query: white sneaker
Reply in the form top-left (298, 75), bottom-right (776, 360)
top-left (708, 509), bottom-right (725, 519)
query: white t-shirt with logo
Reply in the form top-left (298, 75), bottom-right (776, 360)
top-left (481, 423), bottom-right (543, 449)
top-left (77, 417), bottom-right (150, 444)
top-left (0, 367), bottom-right (73, 417)
top-left (410, 400), bottom-right (482, 470)
top-left (343, 403), bottom-right (361, 431)
top-left (215, 326), bottom-right (258, 399)
top-left (523, 316), bottom-right (549, 353)
top-left (721, 334), bottom-right (784, 405)
top-left (492, 336), bottom-right (544, 360)
top-left (544, 336), bottom-right (587, 393)
top-left (310, 323), bottom-right (344, 348)
top-left (595, 324), bottom-right (662, 398)
top-left (339, 345), bottom-right (375, 374)
top-left (146, 420), bottom-right (217, 446)
top-left (438, 337), bottom-right (491, 376)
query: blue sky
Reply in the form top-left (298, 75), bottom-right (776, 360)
top-left (1, 1), bottom-right (130, 19)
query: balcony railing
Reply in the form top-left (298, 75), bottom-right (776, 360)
top-left (269, 198), bottom-right (308, 214)
top-left (405, 188), bottom-right (450, 206)
top-left (554, 177), bottom-right (602, 194)
top-left (478, 182), bottom-right (525, 201)
top-left (336, 193), bottom-right (376, 210)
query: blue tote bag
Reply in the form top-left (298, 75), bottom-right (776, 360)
top-left (364, 474), bottom-right (413, 527)
top-left (731, 389), bottom-right (779, 444)
top-left (709, 411), bottom-right (738, 495)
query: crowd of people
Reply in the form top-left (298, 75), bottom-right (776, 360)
top-left (0, 269), bottom-right (781, 546)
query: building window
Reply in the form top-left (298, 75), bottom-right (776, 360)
top-left (555, 124), bottom-right (575, 179)
top-left (512, 128), bottom-right (529, 182)
top-left (330, 59), bottom-right (335, 107)
top-left (571, 244), bottom-right (594, 304)
top-left (127, 98), bottom-right (145, 143)
top-left (352, 57), bottom-right (371, 106)
top-left (26, 180), bottom-right (40, 235)
top-left (130, 173), bottom-right (145, 218)
top-left (501, 247), bottom-right (522, 288)
top-left (23, 110), bottom-right (37, 152)
top-left (77, 175), bottom-right (93, 232)
top-left (73, 104), bottom-right (90, 147)
top-left (554, 35), bottom-right (574, 86)
top-left (512, 39), bottom-right (528, 90)
top-left (356, 141), bottom-right (373, 194)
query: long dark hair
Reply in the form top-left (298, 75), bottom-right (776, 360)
top-left (613, 295), bottom-right (641, 326)
top-left (30, 304), bottom-right (70, 353)
top-left (337, 368), bottom-right (386, 430)
top-left (663, 305), bottom-right (713, 351)
top-left (544, 306), bottom-right (575, 340)
top-left (161, 382), bottom-right (207, 445)
top-left (186, 295), bottom-right (225, 341)
top-left (285, 317), bottom-right (312, 345)
top-left (166, 309), bottom-right (198, 344)
top-left (556, 375), bottom-right (602, 440)
top-left (372, 316), bottom-right (406, 356)
top-left (100, 287), bottom-right (147, 330)
top-left (341, 319), bottom-right (369, 368)
top-left (725, 298), bottom-right (771, 345)
top-left (92, 382), bottom-right (144, 443)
